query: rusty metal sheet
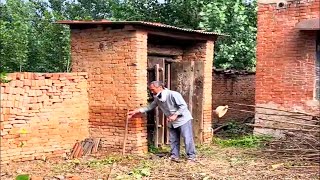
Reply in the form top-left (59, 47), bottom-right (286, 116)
top-left (56, 20), bottom-right (225, 36)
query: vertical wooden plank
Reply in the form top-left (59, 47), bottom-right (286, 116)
top-left (188, 61), bottom-right (195, 115)
top-left (154, 64), bottom-right (160, 148)
top-left (192, 62), bottom-right (204, 144)
top-left (165, 63), bottom-right (171, 144)
top-left (171, 61), bottom-right (193, 146)
top-left (170, 61), bottom-right (192, 104)
top-left (159, 61), bottom-right (165, 145)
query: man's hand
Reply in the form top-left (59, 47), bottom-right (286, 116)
top-left (127, 109), bottom-right (140, 119)
top-left (167, 114), bottom-right (178, 122)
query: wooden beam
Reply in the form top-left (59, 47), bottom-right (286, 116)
top-left (148, 45), bottom-right (183, 56)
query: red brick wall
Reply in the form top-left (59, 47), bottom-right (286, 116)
top-left (0, 72), bottom-right (89, 164)
top-left (212, 71), bottom-right (255, 124)
top-left (70, 27), bottom-right (148, 154)
top-left (255, 0), bottom-right (320, 134)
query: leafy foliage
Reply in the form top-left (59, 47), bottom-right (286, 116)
top-left (199, 0), bottom-right (257, 70)
top-left (15, 174), bottom-right (30, 180)
top-left (0, 0), bottom-right (257, 73)
top-left (213, 135), bottom-right (273, 148)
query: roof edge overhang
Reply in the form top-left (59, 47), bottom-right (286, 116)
top-left (56, 20), bottom-right (227, 41)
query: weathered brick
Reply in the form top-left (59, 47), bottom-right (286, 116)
top-left (1, 72), bottom-right (89, 163)
top-left (255, 1), bottom-right (320, 134)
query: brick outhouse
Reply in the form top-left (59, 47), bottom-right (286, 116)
top-left (58, 20), bottom-right (221, 154)
top-left (255, 0), bottom-right (320, 135)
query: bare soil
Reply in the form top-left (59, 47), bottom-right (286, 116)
top-left (1, 145), bottom-right (319, 180)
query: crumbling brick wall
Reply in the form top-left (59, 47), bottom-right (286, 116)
top-left (0, 72), bottom-right (89, 164)
top-left (212, 70), bottom-right (255, 124)
top-left (255, 0), bottom-right (320, 135)
top-left (70, 27), bottom-right (148, 154)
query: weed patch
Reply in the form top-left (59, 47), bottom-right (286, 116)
top-left (86, 156), bottom-right (120, 169)
top-left (213, 135), bottom-right (273, 148)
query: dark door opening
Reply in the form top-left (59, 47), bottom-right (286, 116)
top-left (147, 56), bottom-right (171, 148)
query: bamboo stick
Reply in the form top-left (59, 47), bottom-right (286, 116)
top-left (258, 117), bottom-right (320, 128)
top-left (232, 103), bottom-right (319, 117)
top-left (246, 123), bottom-right (320, 132)
top-left (263, 149), bottom-right (319, 152)
top-left (228, 107), bottom-right (319, 123)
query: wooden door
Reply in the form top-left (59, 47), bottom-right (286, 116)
top-left (170, 61), bottom-right (204, 144)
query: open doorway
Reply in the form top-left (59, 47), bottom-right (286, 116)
top-left (147, 56), bottom-right (172, 148)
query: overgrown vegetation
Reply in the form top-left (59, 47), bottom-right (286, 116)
top-left (212, 120), bottom-right (273, 148)
top-left (0, 0), bottom-right (257, 73)
top-left (122, 161), bottom-right (151, 179)
top-left (148, 144), bottom-right (170, 154)
top-left (86, 156), bottom-right (120, 169)
top-left (213, 135), bottom-right (273, 148)
top-left (214, 120), bottom-right (254, 138)
top-left (0, 71), bottom-right (10, 83)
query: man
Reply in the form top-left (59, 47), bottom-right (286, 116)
top-left (128, 81), bottom-right (196, 162)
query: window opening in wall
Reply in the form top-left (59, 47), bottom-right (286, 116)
top-left (316, 31), bottom-right (320, 100)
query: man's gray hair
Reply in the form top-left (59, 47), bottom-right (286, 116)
top-left (149, 81), bottom-right (165, 88)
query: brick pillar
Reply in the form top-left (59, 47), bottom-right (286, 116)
top-left (202, 41), bottom-right (214, 143)
top-left (70, 27), bottom-right (148, 154)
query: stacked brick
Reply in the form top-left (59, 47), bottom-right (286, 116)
top-left (212, 70), bottom-right (255, 123)
top-left (70, 27), bottom-right (148, 154)
top-left (0, 72), bottom-right (89, 164)
top-left (255, 0), bottom-right (320, 134)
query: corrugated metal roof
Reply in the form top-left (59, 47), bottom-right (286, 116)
top-left (56, 20), bottom-right (226, 36)
top-left (295, 18), bottom-right (320, 30)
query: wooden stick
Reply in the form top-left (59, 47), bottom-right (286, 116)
top-left (122, 110), bottom-right (129, 155)
top-left (258, 117), bottom-right (320, 128)
top-left (263, 149), bottom-right (320, 152)
top-left (228, 107), bottom-right (319, 123)
top-left (212, 124), bottom-right (228, 133)
top-left (246, 123), bottom-right (320, 132)
top-left (107, 163), bottom-right (116, 180)
top-left (232, 103), bottom-right (319, 117)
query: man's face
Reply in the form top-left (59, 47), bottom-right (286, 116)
top-left (149, 84), bottom-right (163, 95)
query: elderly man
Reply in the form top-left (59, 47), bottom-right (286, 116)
top-left (128, 81), bottom-right (196, 162)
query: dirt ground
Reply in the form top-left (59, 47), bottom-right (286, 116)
top-left (1, 145), bottom-right (319, 180)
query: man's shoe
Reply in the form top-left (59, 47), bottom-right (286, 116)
top-left (168, 156), bottom-right (180, 162)
top-left (187, 157), bottom-right (197, 164)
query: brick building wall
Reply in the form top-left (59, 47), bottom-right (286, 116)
top-left (70, 27), bottom-right (148, 154)
top-left (0, 72), bottom-right (89, 164)
top-left (255, 0), bottom-right (320, 135)
top-left (212, 70), bottom-right (255, 124)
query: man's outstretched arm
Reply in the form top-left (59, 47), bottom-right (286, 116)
top-left (128, 100), bottom-right (158, 118)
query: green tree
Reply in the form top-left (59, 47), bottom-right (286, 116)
top-left (0, 0), bottom-right (257, 72)
top-left (0, 0), bottom-right (31, 72)
top-left (199, 0), bottom-right (257, 70)
top-left (26, 0), bottom-right (71, 72)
